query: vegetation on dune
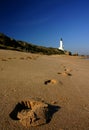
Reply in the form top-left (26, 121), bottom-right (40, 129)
top-left (0, 33), bottom-right (65, 55)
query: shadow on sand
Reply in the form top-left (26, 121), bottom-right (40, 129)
top-left (46, 104), bottom-right (61, 123)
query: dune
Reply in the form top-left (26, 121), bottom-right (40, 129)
top-left (0, 49), bottom-right (89, 130)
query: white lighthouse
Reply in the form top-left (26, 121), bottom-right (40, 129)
top-left (59, 38), bottom-right (64, 51)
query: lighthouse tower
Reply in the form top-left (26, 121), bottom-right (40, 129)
top-left (59, 38), bottom-right (64, 51)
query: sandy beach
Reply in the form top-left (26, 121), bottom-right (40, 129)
top-left (0, 49), bottom-right (89, 130)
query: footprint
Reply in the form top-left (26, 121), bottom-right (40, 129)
top-left (57, 72), bottom-right (72, 76)
top-left (57, 65), bottom-right (72, 77)
top-left (20, 57), bottom-right (25, 60)
top-left (64, 68), bottom-right (72, 72)
top-left (8, 57), bottom-right (12, 60)
top-left (44, 79), bottom-right (57, 85)
top-left (26, 56), bottom-right (32, 60)
top-left (1, 68), bottom-right (4, 71)
top-left (57, 72), bottom-right (62, 75)
top-left (1, 58), bottom-right (7, 61)
top-left (9, 98), bottom-right (60, 127)
top-left (62, 72), bottom-right (72, 76)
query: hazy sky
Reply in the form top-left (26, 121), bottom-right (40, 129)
top-left (0, 0), bottom-right (89, 54)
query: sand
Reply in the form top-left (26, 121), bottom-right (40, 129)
top-left (0, 49), bottom-right (89, 130)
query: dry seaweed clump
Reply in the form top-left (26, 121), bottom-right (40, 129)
top-left (9, 99), bottom-right (60, 127)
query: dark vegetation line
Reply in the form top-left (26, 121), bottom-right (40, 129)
top-left (0, 33), bottom-right (71, 55)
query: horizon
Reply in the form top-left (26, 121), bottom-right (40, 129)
top-left (0, 0), bottom-right (89, 55)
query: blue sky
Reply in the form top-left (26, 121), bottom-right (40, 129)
top-left (0, 0), bottom-right (89, 54)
